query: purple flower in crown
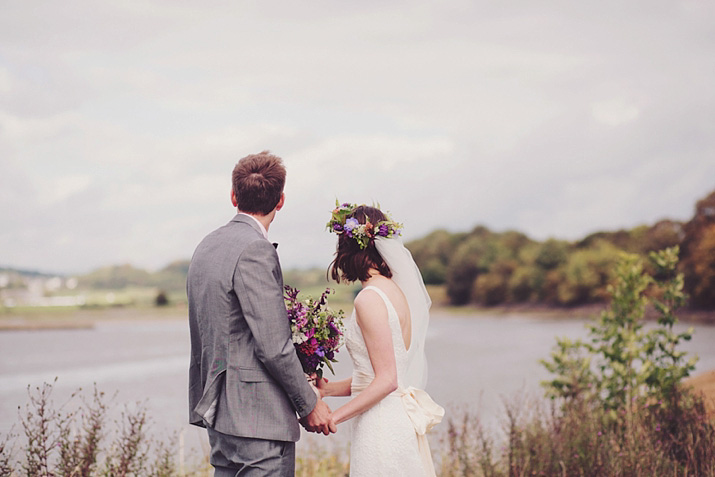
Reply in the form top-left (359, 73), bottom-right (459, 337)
top-left (344, 217), bottom-right (359, 232)
top-left (326, 200), bottom-right (403, 250)
top-left (344, 217), bottom-right (359, 238)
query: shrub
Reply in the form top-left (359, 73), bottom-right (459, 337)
top-left (473, 273), bottom-right (508, 306)
top-left (0, 380), bottom-right (196, 477)
top-left (155, 290), bottom-right (170, 307)
top-left (535, 246), bottom-right (715, 474)
top-left (542, 247), bottom-right (696, 412)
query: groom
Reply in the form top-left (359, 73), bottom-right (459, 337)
top-left (188, 151), bottom-right (335, 476)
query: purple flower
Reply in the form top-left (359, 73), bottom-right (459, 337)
top-left (295, 310), bottom-right (309, 328)
top-left (285, 284), bottom-right (345, 376)
top-left (378, 224), bottom-right (389, 236)
top-left (333, 223), bottom-right (343, 232)
top-left (344, 217), bottom-right (359, 232)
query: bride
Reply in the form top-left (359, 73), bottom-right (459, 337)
top-left (317, 203), bottom-right (444, 476)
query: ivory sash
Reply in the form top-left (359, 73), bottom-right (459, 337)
top-left (352, 378), bottom-right (445, 476)
top-left (400, 386), bottom-right (444, 477)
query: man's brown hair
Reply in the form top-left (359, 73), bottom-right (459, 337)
top-left (232, 151), bottom-right (286, 215)
top-left (329, 205), bottom-right (393, 283)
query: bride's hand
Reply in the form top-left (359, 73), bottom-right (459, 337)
top-left (311, 374), bottom-right (329, 398)
top-left (316, 377), bottom-right (329, 398)
top-left (308, 373), bottom-right (329, 398)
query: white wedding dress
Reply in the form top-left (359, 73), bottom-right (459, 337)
top-left (345, 285), bottom-right (435, 477)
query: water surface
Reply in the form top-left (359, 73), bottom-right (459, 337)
top-left (1, 311), bottom-right (713, 455)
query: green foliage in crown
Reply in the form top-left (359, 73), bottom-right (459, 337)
top-left (326, 200), bottom-right (403, 250)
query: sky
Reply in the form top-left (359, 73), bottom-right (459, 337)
top-left (1, 1), bottom-right (714, 275)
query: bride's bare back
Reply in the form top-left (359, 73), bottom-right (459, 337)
top-left (358, 275), bottom-right (412, 351)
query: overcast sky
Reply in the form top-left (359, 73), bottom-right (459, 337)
top-left (1, 1), bottom-right (714, 275)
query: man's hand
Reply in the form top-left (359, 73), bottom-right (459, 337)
top-left (299, 398), bottom-right (337, 435)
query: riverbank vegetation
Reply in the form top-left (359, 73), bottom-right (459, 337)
top-left (408, 189), bottom-right (715, 311)
top-left (2, 248), bottom-right (713, 476)
top-left (438, 247), bottom-right (715, 476)
top-left (0, 380), bottom-right (207, 476)
top-left (3, 190), bottom-right (713, 319)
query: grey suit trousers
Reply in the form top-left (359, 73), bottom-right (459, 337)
top-left (207, 428), bottom-right (295, 477)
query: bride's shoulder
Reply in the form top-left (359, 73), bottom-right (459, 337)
top-left (353, 287), bottom-right (388, 316)
top-left (354, 286), bottom-right (383, 304)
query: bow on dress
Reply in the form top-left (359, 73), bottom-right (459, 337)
top-left (400, 386), bottom-right (444, 476)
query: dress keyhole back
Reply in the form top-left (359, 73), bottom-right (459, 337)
top-left (363, 285), bottom-right (411, 352)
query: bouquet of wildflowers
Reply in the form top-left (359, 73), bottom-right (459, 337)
top-left (284, 285), bottom-right (345, 380)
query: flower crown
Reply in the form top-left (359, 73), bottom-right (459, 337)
top-left (326, 201), bottom-right (403, 249)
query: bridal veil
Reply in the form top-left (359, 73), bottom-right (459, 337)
top-left (375, 237), bottom-right (432, 390)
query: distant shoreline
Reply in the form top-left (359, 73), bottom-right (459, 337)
top-left (0, 305), bottom-right (188, 331)
top-left (1, 301), bottom-right (713, 331)
top-left (435, 303), bottom-right (715, 324)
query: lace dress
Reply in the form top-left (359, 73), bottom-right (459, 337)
top-left (345, 286), bottom-right (432, 477)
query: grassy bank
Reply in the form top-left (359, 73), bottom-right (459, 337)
top-left (686, 370), bottom-right (715, 416)
top-left (0, 303), bottom-right (189, 331)
top-left (2, 381), bottom-right (712, 477)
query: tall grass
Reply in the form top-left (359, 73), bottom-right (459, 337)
top-left (0, 379), bottom-right (210, 476)
top-left (2, 380), bottom-right (712, 476)
top-left (296, 438), bottom-right (350, 477)
top-left (438, 388), bottom-right (715, 477)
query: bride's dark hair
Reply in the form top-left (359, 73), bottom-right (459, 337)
top-left (328, 205), bottom-right (393, 283)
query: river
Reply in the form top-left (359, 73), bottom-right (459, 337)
top-left (1, 310), bottom-right (714, 459)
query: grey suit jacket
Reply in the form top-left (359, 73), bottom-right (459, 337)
top-left (187, 214), bottom-right (318, 442)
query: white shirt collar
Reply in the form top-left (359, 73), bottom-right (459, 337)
top-left (237, 213), bottom-right (269, 240)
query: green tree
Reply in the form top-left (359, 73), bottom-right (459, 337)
top-left (406, 229), bottom-right (461, 285)
top-left (555, 240), bottom-right (620, 305)
top-left (680, 189), bottom-right (715, 308)
top-left (419, 258), bottom-right (448, 285)
top-left (533, 238), bottom-right (570, 270)
top-left (79, 264), bottom-right (153, 289)
top-left (507, 264), bottom-right (542, 302)
top-left (634, 220), bottom-right (683, 254)
top-left (541, 247), bottom-right (697, 423)
top-left (686, 224), bottom-right (715, 308)
top-left (446, 249), bottom-right (480, 305)
top-left (472, 259), bottom-right (517, 305)
top-left (445, 228), bottom-right (493, 305)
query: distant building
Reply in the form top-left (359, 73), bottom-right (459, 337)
top-left (0, 272), bottom-right (84, 307)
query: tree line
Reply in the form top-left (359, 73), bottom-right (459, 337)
top-left (77, 261), bottom-right (189, 292)
top-left (73, 189), bottom-right (715, 310)
top-left (406, 189), bottom-right (715, 309)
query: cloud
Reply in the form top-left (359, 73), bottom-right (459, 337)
top-left (591, 99), bottom-right (640, 127)
top-left (1, 1), bottom-right (714, 273)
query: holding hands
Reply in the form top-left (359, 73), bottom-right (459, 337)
top-left (299, 394), bottom-right (337, 435)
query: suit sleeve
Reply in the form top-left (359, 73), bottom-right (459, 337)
top-left (233, 239), bottom-right (318, 418)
